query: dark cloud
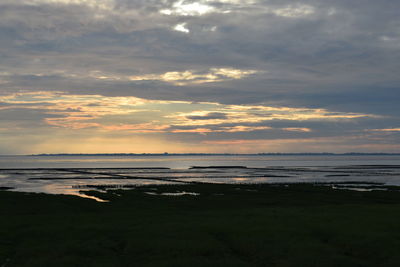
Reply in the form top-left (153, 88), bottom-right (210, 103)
top-left (186, 112), bottom-right (227, 120)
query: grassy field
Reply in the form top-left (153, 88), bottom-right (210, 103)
top-left (1, 184), bottom-right (400, 266)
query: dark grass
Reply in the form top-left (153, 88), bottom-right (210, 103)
top-left (2, 184), bottom-right (400, 266)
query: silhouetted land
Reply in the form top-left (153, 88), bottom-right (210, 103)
top-left (32, 152), bottom-right (400, 156)
top-left (2, 184), bottom-right (400, 266)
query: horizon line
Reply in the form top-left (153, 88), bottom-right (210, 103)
top-left (1, 152), bottom-right (398, 156)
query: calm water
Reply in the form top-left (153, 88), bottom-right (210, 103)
top-left (1, 155), bottom-right (399, 168)
top-left (0, 155), bottom-right (399, 201)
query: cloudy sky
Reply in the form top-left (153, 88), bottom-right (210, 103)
top-left (0, 0), bottom-right (399, 154)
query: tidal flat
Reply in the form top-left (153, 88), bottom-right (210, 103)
top-left (2, 184), bottom-right (400, 266)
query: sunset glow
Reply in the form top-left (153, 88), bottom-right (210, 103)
top-left (0, 0), bottom-right (399, 154)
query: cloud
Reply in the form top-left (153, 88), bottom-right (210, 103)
top-left (269, 4), bottom-right (315, 18)
top-left (281, 127), bottom-right (311, 132)
top-left (161, 1), bottom-right (215, 16)
top-left (171, 125), bottom-right (271, 134)
top-left (159, 1), bottom-right (316, 18)
top-left (369, 128), bottom-right (400, 132)
top-left (173, 23), bottom-right (190, 33)
top-left (0, 92), bottom-right (377, 137)
top-left (127, 68), bottom-right (259, 85)
top-left (186, 112), bottom-right (227, 120)
top-left (0, 0), bottom-right (399, 153)
top-left (27, 0), bottom-right (114, 9)
top-left (168, 104), bottom-right (376, 127)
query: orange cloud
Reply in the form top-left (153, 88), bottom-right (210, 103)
top-left (102, 123), bottom-right (170, 132)
top-left (282, 127), bottom-right (312, 132)
top-left (0, 91), bottom-right (377, 135)
top-left (369, 128), bottom-right (400, 132)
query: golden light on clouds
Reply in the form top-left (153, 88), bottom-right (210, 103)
top-left (168, 106), bottom-right (374, 126)
top-left (83, 67), bottom-right (259, 85)
top-left (0, 91), bottom-right (393, 153)
top-left (282, 127), bottom-right (312, 132)
top-left (369, 128), bottom-right (400, 132)
top-left (171, 126), bottom-right (272, 134)
top-left (0, 91), bottom-right (376, 135)
top-left (128, 68), bottom-right (259, 85)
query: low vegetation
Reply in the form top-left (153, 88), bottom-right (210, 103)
top-left (1, 184), bottom-right (400, 266)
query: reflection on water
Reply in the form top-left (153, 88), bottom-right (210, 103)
top-left (0, 155), bottom-right (399, 201)
top-left (233, 178), bottom-right (249, 182)
top-left (70, 192), bottom-right (109, 202)
top-left (145, 191), bottom-right (200, 196)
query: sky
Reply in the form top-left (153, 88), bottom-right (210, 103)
top-left (0, 0), bottom-right (399, 154)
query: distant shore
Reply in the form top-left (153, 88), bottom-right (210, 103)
top-left (30, 152), bottom-right (400, 156)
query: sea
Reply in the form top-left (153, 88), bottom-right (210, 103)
top-left (0, 154), bottom-right (399, 201)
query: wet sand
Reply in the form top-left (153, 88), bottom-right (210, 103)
top-left (1, 165), bottom-right (400, 200)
